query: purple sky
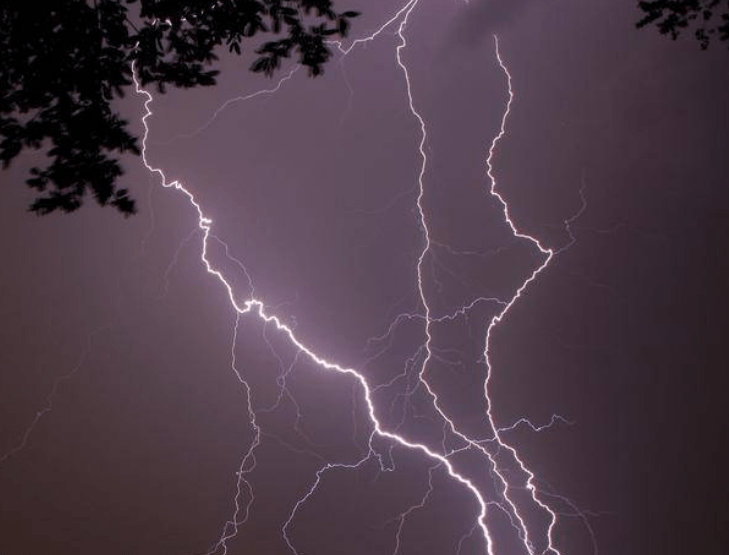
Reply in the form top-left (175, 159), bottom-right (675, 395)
top-left (2, 0), bottom-right (729, 554)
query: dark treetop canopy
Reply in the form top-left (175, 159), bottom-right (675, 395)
top-left (0, 0), bottom-right (358, 216)
top-left (637, 0), bottom-right (729, 49)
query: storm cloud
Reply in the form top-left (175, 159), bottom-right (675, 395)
top-left (448, 0), bottom-right (535, 47)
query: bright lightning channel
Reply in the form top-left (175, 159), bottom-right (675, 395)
top-left (130, 4), bottom-right (580, 555)
top-left (134, 62), bottom-right (501, 555)
top-left (392, 4), bottom-right (564, 552)
top-left (0, 5), bottom-right (594, 553)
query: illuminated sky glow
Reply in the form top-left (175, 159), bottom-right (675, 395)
top-left (1, 1), bottom-right (728, 554)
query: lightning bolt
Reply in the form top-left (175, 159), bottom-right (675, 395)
top-left (387, 461), bottom-right (440, 555)
top-left (0, 321), bottom-right (115, 466)
top-left (155, 66), bottom-right (301, 146)
top-left (385, 4), bottom-right (571, 549)
top-left (133, 52), bottom-right (508, 553)
top-left (131, 0), bottom-right (589, 548)
top-left (0, 2), bottom-right (591, 554)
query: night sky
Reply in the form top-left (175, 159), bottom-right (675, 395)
top-left (2, 1), bottom-right (729, 554)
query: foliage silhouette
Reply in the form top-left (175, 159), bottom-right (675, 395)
top-left (0, 0), bottom-right (358, 216)
top-left (637, 0), bottom-right (729, 50)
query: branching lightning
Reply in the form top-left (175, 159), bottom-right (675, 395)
top-left (1, 2), bottom-right (593, 554)
top-left (156, 66), bottom-right (301, 146)
top-left (131, 1), bottom-right (584, 551)
top-left (133, 46), bottom-right (506, 553)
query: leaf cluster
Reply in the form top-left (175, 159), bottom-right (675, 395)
top-left (637, 0), bottom-right (729, 50)
top-left (0, 0), bottom-right (358, 216)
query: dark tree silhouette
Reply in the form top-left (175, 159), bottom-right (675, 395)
top-left (0, 0), bottom-right (358, 216)
top-left (637, 0), bottom-right (729, 50)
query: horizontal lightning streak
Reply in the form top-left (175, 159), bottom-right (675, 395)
top-left (496, 414), bottom-right (574, 435)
